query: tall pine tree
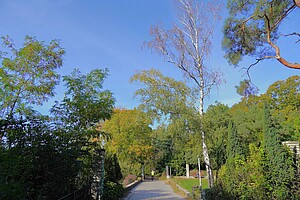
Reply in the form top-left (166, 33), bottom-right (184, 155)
top-left (262, 105), bottom-right (295, 199)
top-left (219, 122), bottom-right (245, 198)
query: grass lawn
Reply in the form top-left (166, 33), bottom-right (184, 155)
top-left (171, 178), bottom-right (208, 193)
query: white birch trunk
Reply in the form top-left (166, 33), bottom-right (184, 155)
top-left (199, 78), bottom-right (214, 188)
top-left (147, 0), bottom-right (220, 189)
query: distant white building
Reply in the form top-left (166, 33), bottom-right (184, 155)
top-left (283, 141), bottom-right (300, 171)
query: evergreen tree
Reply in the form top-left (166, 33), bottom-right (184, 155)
top-left (219, 122), bottom-right (245, 198)
top-left (226, 122), bottom-right (244, 161)
top-left (261, 105), bottom-right (295, 199)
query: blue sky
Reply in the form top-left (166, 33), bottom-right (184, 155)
top-left (1, 0), bottom-right (299, 114)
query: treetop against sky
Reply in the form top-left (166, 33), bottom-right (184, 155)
top-left (0, 0), bottom-right (299, 114)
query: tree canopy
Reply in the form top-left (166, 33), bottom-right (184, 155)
top-left (51, 68), bottom-right (115, 138)
top-left (223, 0), bottom-right (300, 70)
top-left (102, 108), bottom-right (153, 175)
top-left (0, 36), bottom-right (64, 119)
top-left (130, 68), bottom-right (197, 122)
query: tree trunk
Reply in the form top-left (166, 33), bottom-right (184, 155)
top-left (202, 131), bottom-right (214, 187)
top-left (199, 79), bottom-right (214, 188)
top-left (278, 57), bottom-right (300, 69)
top-left (141, 164), bottom-right (145, 180)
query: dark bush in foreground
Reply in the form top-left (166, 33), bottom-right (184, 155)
top-left (103, 181), bottom-right (124, 200)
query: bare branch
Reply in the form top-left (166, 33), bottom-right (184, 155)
top-left (264, 14), bottom-right (300, 69)
top-left (242, 55), bottom-right (278, 80)
top-left (280, 32), bottom-right (300, 43)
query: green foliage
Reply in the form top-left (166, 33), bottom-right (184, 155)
top-left (214, 98), bottom-right (298, 199)
top-left (265, 75), bottom-right (300, 110)
top-left (235, 79), bottom-right (259, 98)
top-left (151, 128), bottom-right (173, 172)
top-left (172, 178), bottom-right (209, 193)
top-left (204, 103), bottom-right (230, 173)
top-left (51, 68), bottom-right (115, 133)
top-left (223, 0), bottom-right (295, 66)
top-left (105, 153), bottom-right (123, 183)
top-left (130, 68), bottom-right (197, 122)
top-left (0, 118), bottom-right (81, 200)
top-left (207, 76), bottom-right (300, 199)
top-left (261, 105), bottom-right (295, 199)
top-left (131, 68), bottom-right (202, 174)
top-left (226, 122), bottom-right (244, 161)
top-left (103, 181), bottom-right (124, 200)
top-left (230, 97), bottom-right (264, 148)
top-left (50, 68), bottom-right (115, 195)
top-left (0, 36), bottom-right (64, 119)
top-left (263, 75), bottom-right (300, 141)
top-left (218, 122), bottom-right (246, 198)
top-left (1, 61), bottom-right (114, 199)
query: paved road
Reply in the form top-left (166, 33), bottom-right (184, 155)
top-left (123, 180), bottom-right (185, 200)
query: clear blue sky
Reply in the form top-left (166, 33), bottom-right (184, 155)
top-left (1, 0), bottom-right (299, 114)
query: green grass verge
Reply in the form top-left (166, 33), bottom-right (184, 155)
top-left (171, 178), bottom-right (208, 193)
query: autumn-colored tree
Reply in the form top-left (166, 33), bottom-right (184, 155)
top-left (102, 108), bottom-right (153, 176)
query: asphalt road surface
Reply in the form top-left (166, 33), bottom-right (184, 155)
top-left (123, 180), bottom-right (185, 200)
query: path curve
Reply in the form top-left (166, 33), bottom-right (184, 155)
top-left (123, 180), bottom-right (185, 200)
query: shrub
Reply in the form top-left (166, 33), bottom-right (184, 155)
top-left (103, 181), bottom-right (124, 200)
top-left (105, 153), bottom-right (123, 183)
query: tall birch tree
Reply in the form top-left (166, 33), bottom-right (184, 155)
top-left (146, 0), bottom-right (222, 187)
